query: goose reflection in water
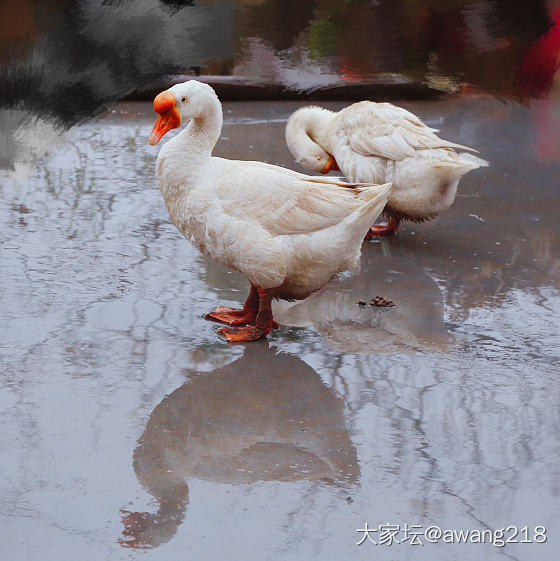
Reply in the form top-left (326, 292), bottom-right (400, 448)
top-left (273, 251), bottom-right (454, 353)
top-left (120, 342), bottom-right (358, 549)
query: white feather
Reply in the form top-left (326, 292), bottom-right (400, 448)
top-left (286, 100), bottom-right (489, 221)
top-left (154, 81), bottom-right (392, 300)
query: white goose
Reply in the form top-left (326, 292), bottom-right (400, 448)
top-left (148, 80), bottom-right (392, 342)
top-left (286, 101), bottom-right (488, 236)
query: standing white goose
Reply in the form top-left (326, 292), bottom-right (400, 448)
top-left (286, 101), bottom-right (488, 236)
top-left (148, 80), bottom-right (392, 342)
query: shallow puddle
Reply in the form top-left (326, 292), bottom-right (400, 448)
top-left (1, 96), bottom-right (559, 560)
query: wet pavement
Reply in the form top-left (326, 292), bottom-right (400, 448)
top-left (1, 95), bottom-right (559, 561)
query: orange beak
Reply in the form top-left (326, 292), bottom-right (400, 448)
top-left (149, 91), bottom-right (181, 145)
top-left (320, 154), bottom-right (340, 174)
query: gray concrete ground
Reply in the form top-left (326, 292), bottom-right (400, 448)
top-left (1, 96), bottom-right (559, 561)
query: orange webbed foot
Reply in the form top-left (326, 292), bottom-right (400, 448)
top-left (364, 218), bottom-right (400, 239)
top-left (205, 306), bottom-right (257, 325)
top-left (218, 325), bottom-right (270, 342)
top-left (365, 223), bottom-right (395, 239)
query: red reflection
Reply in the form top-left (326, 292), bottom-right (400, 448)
top-left (516, 8), bottom-right (560, 100)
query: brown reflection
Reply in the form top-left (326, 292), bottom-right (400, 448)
top-left (120, 342), bottom-right (358, 549)
top-left (273, 252), bottom-right (453, 353)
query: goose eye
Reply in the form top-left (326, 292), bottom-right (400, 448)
top-left (181, 97), bottom-right (187, 103)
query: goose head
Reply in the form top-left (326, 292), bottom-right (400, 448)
top-left (148, 80), bottom-right (220, 145)
top-left (285, 106), bottom-right (339, 174)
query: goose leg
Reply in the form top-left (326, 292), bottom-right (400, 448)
top-left (218, 287), bottom-right (277, 342)
top-left (205, 285), bottom-right (259, 325)
top-left (365, 216), bottom-right (400, 239)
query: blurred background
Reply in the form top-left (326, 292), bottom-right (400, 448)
top-left (1, 0), bottom-right (559, 172)
top-left (1, 0), bottom-right (560, 119)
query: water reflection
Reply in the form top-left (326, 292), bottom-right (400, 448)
top-left (120, 342), bottom-right (358, 549)
top-left (273, 251), bottom-right (453, 353)
top-left (3, 97), bottom-right (558, 351)
top-left (1, 96), bottom-right (559, 560)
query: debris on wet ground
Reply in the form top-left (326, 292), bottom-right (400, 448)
top-left (357, 296), bottom-right (395, 307)
top-left (369, 296), bottom-right (395, 307)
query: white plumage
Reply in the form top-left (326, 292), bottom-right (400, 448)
top-left (286, 101), bottom-right (488, 234)
top-left (149, 81), bottom-right (392, 340)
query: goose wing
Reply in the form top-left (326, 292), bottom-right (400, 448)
top-left (334, 101), bottom-right (478, 162)
top-left (215, 160), bottom-right (374, 236)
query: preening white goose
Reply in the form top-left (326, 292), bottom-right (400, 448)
top-left (286, 101), bottom-right (488, 236)
top-left (148, 80), bottom-right (392, 341)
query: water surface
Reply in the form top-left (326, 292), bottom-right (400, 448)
top-left (1, 95), bottom-right (559, 560)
